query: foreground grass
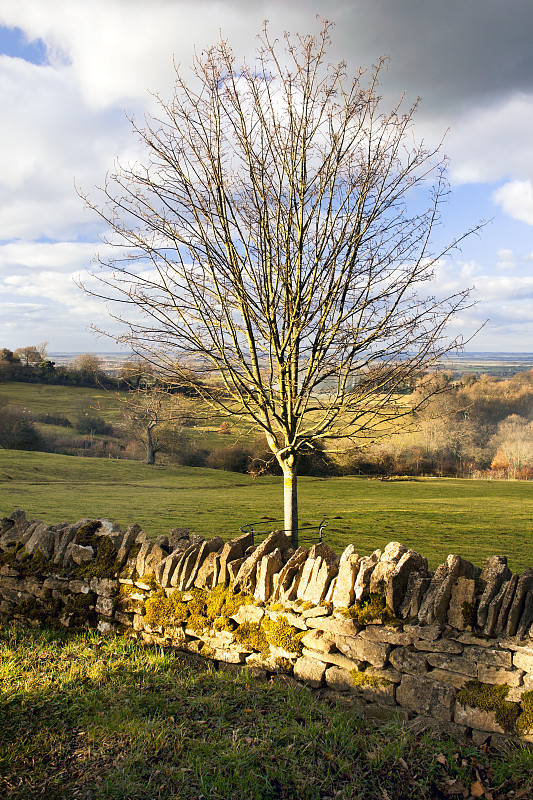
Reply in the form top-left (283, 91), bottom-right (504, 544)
top-left (1, 623), bottom-right (531, 800)
top-left (1, 449), bottom-right (533, 570)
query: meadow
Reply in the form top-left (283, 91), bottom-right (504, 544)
top-left (1, 449), bottom-right (532, 570)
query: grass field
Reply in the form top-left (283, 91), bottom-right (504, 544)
top-left (1, 624), bottom-right (531, 800)
top-left (1, 449), bottom-right (532, 570)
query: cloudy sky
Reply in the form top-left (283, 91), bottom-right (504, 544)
top-left (0, 0), bottom-right (532, 353)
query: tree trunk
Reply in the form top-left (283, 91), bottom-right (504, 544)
top-left (145, 425), bottom-right (156, 465)
top-left (281, 457), bottom-right (298, 548)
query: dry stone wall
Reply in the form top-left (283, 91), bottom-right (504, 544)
top-left (1, 509), bottom-right (533, 746)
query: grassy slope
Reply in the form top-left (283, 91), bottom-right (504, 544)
top-left (1, 625), bottom-right (531, 800)
top-left (1, 449), bottom-right (532, 570)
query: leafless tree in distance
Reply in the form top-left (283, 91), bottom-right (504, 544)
top-left (82, 22), bottom-right (481, 546)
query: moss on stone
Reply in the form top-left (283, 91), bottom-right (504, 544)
top-left (74, 521), bottom-right (102, 546)
top-left (143, 588), bottom-right (188, 628)
top-left (350, 669), bottom-right (391, 688)
top-left (262, 615), bottom-right (305, 655)
top-left (341, 593), bottom-right (399, 626)
top-left (518, 690), bottom-right (533, 735)
top-left (76, 535), bottom-right (118, 580)
top-left (234, 621), bottom-right (269, 653)
top-left (457, 680), bottom-right (520, 733)
top-left (212, 616), bottom-right (236, 632)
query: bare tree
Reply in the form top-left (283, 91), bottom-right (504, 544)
top-left (83, 22), bottom-right (479, 545)
top-left (120, 385), bottom-right (193, 465)
top-left (14, 342), bottom-right (48, 366)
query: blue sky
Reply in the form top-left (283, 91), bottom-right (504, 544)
top-left (0, 0), bottom-right (532, 353)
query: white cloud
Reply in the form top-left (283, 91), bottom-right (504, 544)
top-left (492, 180), bottom-right (533, 226)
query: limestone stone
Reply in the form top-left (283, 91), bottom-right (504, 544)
top-left (295, 556), bottom-right (316, 601)
top-left (302, 545), bottom-right (339, 605)
top-left (194, 551), bottom-right (220, 590)
top-left (399, 574), bottom-right (432, 619)
top-left (365, 666), bottom-right (402, 683)
top-left (369, 542), bottom-right (407, 595)
top-left (227, 557), bottom-right (246, 582)
top-left (168, 527), bottom-right (190, 550)
top-left (175, 545), bottom-right (204, 590)
top-left (495, 573), bottom-right (519, 635)
top-left (385, 550), bottom-right (428, 613)
top-left (506, 569), bottom-right (533, 637)
top-left (513, 649), bottom-right (533, 673)
top-left (305, 616), bottom-right (361, 637)
top-left (183, 542), bottom-right (211, 590)
top-left (294, 656), bottom-right (327, 687)
top-left (218, 532), bottom-right (254, 585)
top-left (397, 674), bottom-right (456, 722)
top-left (414, 638), bottom-right (463, 654)
top-left (325, 576), bottom-right (337, 603)
top-left (404, 623), bottom-right (442, 641)
top-left (454, 702), bottom-right (506, 734)
top-left (0, 509), bottom-right (31, 549)
top-left (508, 673), bottom-right (533, 701)
top-left (335, 634), bottom-right (390, 667)
top-left (95, 596), bottom-right (115, 616)
top-left (425, 653), bottom-right (478, 678)
top-left (484, 579), bottom-right (511, 636)
top-left (360, 627), bottom-right (415, 646)
top-left (69, 543), bottom-right (94, 565)
top-left (234, 530), bottom-right (290, 594)
top-left (477, 664), bottom-right (524, 687)
top-left (353, 549), bottom-right (381, 602)
top-left (231, 604), bottom-right (265, 625)
top-left (300, 629), bottom-right (336, 653)
top-left (68, 579), bottom-right (91, 594)
top-left (427, 668), bottom-right (470, 690)
top-left (339, 543), bottom-right (358, 563)
top-left (325, 666), bottom-right (358, 692)
top-left (447, 577), bottom-right (476, 631)
top-left (516, 590), bottom-right (533, 639)
top-left (90, 578), bottom-right (119, 597)
top-left (255, 548), bottom-right (284, 603)
top-left (388, 647), bottom-right (428, 675)
top-left (97, 618), bottom-right (117, 636)
top-left (271, 547), bottom-right (307, 602)
top-left (418, 555), bottom-right (473, 625)
top-left (206, 536), bottom-right (224, 554)
top-left (24, 523), bottom-right (55, 559)
top-left (301, 605), bottom-right (332, 619)
top-left (133, 614), bottom-right (145, 631)
top-left (169, 545), bottom-right (197, 588)
top-left (332, 554), bottom-right (360, 609)
top-left (302, 646), bottom-right (363, 672)
top-left (462, 644), bottom-right (512, 668)
top-left (267, 609), bottom-right (308, 630)
top-left (157, 550), bottom-right (182, 587)
top-left (115, 524), bottom-right (142, 569)
top-left (477, 555), bottom-right (512, 629)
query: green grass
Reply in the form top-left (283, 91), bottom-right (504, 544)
top-left (1, 623), bottom-right (531, 800)
top-left (1, 449), bottom-right (532, 570)
top-left (0, 382), bottom-right (125, 423)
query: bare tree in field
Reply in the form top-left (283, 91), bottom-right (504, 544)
top-left (83, 23), bottom-right (478, 546)
top-left (120, 385), bottom-right (193, 465)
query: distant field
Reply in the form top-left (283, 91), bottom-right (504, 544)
top-left (1, 449), bottom-right (532, 571)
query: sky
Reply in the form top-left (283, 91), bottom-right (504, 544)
top-left (0, 0), bottom-right (532, 353)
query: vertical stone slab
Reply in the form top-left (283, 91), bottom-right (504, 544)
top-left (385, 550), bottom-right (428, 614)
top-left (447, 577), bottom-right (476, 631)
top-left (476, 555), bottom-right (511, 629)
top-left (495, 573), bottom-right (519, 635)
top-left (332, 554), bottom-right (360, 609)
top-left (353, 549), bottom-right (381, 602)
top-left (271, 547), bottom-right (307, 602)
top-left (506, 569), bottom-right (533, 637)
top-left (254, 549), bottom-right (284, 603)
